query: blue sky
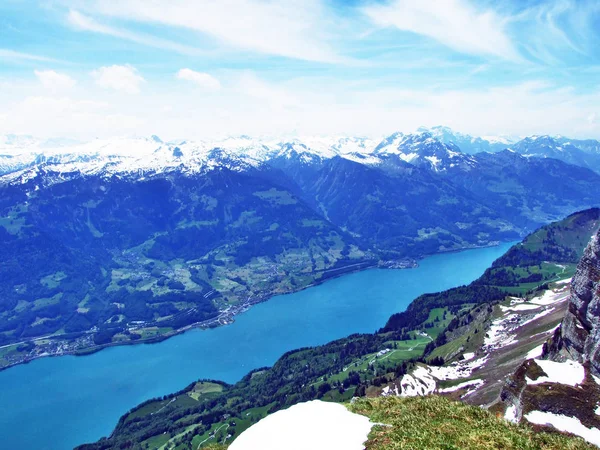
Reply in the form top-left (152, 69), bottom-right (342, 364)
top-left (1, 0), bottom-right (600, 140)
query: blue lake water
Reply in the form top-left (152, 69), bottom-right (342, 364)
top-left (0, 242), bottom-right (514, 450)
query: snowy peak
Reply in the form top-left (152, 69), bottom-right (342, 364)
top-left (2, 128), bottom-right (600, 184)
top-left (373, 131), bottom-right (475, 172)
top-left (0, 134), bottom-right (380, 182)
top-left (512, 134), bottom-right (600, 156)
top-left (417, 126), bottom-right (515, 154)
top-left (512, 135), bottom-right (570, 152)
top-left (0, 137), bottom-right (271, 187)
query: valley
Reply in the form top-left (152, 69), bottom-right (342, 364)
top-left (2, 129), bottom-right (600, 371)
top-left (74, 209), bottom-right (600, 450)
top-left (2, 131), bottom-right (600, 449)
top-left (0, 242), bottom-right (511, 450)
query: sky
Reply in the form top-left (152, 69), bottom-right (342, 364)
top-left (1, 0), bottom-right (600, 141)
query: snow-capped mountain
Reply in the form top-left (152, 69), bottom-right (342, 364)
top-left (0, 136), bottom-right (278, 184)
top-left (0, 134), bottom-right (380, 180)
top-left (510, 135), bottom-right (600, 174)
top-left (2, 128), bottom-right (600, 185)
top-left (418, 126), bottom-right (515, 154)
top-left (556, 136), bottom-right (600, 154)
top-left (373, 131), bottom-right (477, 172)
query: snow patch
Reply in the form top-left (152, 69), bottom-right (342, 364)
top-left (438, 378), bottom-right (484, 393)
top-left (500, 303), bottom-right (541, 312)
top-left (424, 155), bottom-right (441, 169)
top-left (398, 152), bottom-right (419, 163)
top-left (484, 314), bottom-right (519, 349)
top-left (399, 366), bottom-right (437, 397)
top-left (530, 289), bottom-right (567, 306)
top-left (504, 404), bottom-right (518, 423)
top-left (429, 356), bottom-right (488, 380)
top-left (526, 344), bottom-right (545, 359)
top-left (229, 400), bottom-right (373, 450)
top-left (527, 359), bottom-right (585, 387)
top-left (525, 411), bottom-right (600, 447)
top-left (462, 352), bottom-right (475, 361)
top-left (398, 358), bottom-right (488, 398)
top-left (520, 308), bottom-right (554, 327)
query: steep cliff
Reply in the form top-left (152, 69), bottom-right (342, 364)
top-left (499, 231), bottom-right (600, 446)
top-left (547, 230), bottom-right (600, 375)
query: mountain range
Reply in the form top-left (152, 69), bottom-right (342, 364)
top-left (1, 127), bottom-right (600, 367)
top-left (2, 126), bottom-right (600, 177)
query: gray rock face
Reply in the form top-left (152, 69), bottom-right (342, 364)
top-left (549, 231), bottom-right (600, 375)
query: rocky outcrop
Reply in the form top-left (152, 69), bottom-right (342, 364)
top-left (499, 232), bottom-right (600, 446)
top-left (547, 230), bottom-right (600, 376)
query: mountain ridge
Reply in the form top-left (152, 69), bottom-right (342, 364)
top-left (3, 127), bottom-right (600, 178)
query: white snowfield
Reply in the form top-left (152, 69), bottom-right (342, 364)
top-left (395, 357), bottom-right (489, 398)
top-left (530, 289), bottom-right (567, 306)
top-left (437, 378), bottom-right (484, 393)
top-left (527, 359), bottom-right (585, 387)
top-left (504, 404), bottom-right (518, 423)
top-left (228, 400), bottom-right (373, 450)
top-left (525, 344), bottom-right (545, 359)
top-left (391, 282), bottom-right (570, 401)
top-left (525, 411), bottom-right (600, 447)
top-left (397, 366), bottom-right (437, 396)
top-left (500, 303), bottom-right (541, 312)
top-left (484, 285), bottom-right (568, 353)
top-left (0, 128), bottom-right (493, 184)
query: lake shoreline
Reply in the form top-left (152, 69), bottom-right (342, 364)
top-left (0, 241), bottom-right (517, 450)
top-left (0, 259), bottom-right (401, 372)
top-left (0, 241), bottom-right (508, 373)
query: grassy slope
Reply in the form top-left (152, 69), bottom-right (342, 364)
top-left (383, 209), bottom-right (600, 336)
top-left (477, 207), bottom-right (600, 294)
top-left (350, 396), bottom-right (594, 450)
top-left (183, 397), bottom-right (595, 450)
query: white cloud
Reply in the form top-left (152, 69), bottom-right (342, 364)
top-left (363, 0), bottom-right (520, 61)
top-left (0, 95), bottom-right (143, 138)
top-left (515, 1), bottom-right (600, 65)
top-left (91, 65), bottom-right (145, 94)
top-left (67, 10), bottom-right (200, 56)
top-left (2, 70), bottom-right (600, 141)
top-left (0, 48), bottom-right (61, 63)
top-left (176, 69), bottom-right (221, 90)
top-left (67, 0), bottom-right (345, 63)
top-left (34, 70), bottom-right (76, 91)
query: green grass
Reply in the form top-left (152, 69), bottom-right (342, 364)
top-left (125, 399), bottom-right (172, 421)
top-left (189, 381), bottom-right (224, 400)
top-left (0, 203), bottom-right (28, 235)
top-left (32, 293), bottom-right (63, 311)
top-left (253, 188), bottom-right (297, 205)
top-left (423, 307), bottom-right (456, 339)
top-left (349, 396), bottom-right (595, 450)
top-left (40, 271), bottom-right (67, 289)
top-left (145, 433), bottom-right (170, 449)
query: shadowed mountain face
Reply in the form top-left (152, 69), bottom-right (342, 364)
top-left (1, 133), bottom-right (600, 349)
top-left (548, 229), bottom-right (600, 375)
